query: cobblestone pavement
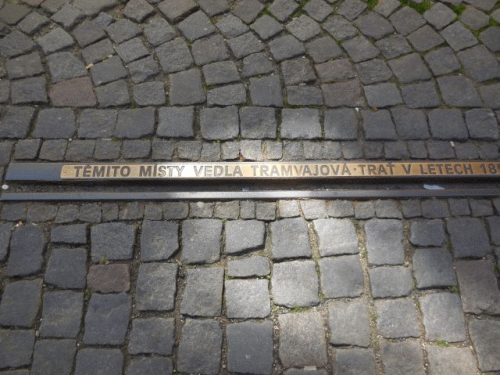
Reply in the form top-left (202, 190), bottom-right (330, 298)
top-left (1, 0), bottom-right (500, 373)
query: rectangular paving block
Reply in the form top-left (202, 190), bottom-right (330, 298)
top-left (136, 263), bottom-right (177, 311)
top-left (180, 268), bottom-right (223, 317)
top-left (328, 299), bottom-right (370, 347)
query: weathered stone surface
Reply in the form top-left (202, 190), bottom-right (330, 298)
top-left (136, 263), bottom-right (177, 311)
top-left (140, 220), bottom-right (178, 261)
top-left (427, 347), bottom-right (478, 375)
top-left (7, 225), bottom-right (45, 277)
top-left (335, 349), bottom-right (376, 375)
top-left (74, 349), bottom-right (123, 375)
top-left (420, 293), bottom-right (466, 342)
top-left (225, 279), bottom-right (270, 318)
top-left (177, 319), bottom-right (222, 375)
top-left (381, 341), bottom-right (425, 375)
top-left (169, 69), bottom-right (205, 105)
top-left (228, 256), bottom-right (270, 277)
top-left (376, 299), bottom-right (420, 338)
top-left (278, 312), bottom-right (327, 368)
top-left (0, 279), bottom-right (42, 328)
top-left (128, 317), bottom-right (174, 355)
top-left (225, 220), bottom-right (265, 255)
top-left (227, 321), bottom-right (273, 375)
top-left (320, 255), bottom-right (364, 298)
top-left (328, 299), bottom-right (370, 346)
top-left (45, 248), bottom-right (87, 289)
top-left (32, 339), bottom-right (76, 375)
top-left (91, 223), bottom-right (136, 262)
top-left (365, 219), bottom-right (404, 265)
top-left (181, 267), bottom-right (223, 317)
top-left (181, 219), bottom-right (222, 264)
top-left (447, 217), bottom-right (490, 258)
top-left (272, 260), bottom-right (319, 307)
top-left (369, 266), bottom-right (412, 298)
top-left (270, 218), bottom-right (311, 259)
top-left (0, 330), bottom-right (35, 368)
top-left (126, 357), bottom-right (172, 375)
top-left (469, 320), bottom-right (500, 372)
top-left (455, 260), bottom-right (500, 314)
top-left (40, 291), bottom-right (83, 338)
top-left (412, 248), bottom-right (456, 289)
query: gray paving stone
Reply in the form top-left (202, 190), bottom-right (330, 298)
top-left (177, 319), bottom-right (222, 375)
top-left (7, 225), bottom-right (45, 277)
top-left (320, 255), bottom-right (364, 298)
top-left (192, 34), bottom-right (229, 66)
top-left (228, 256), bottom-right (270, 277)
top-left (423, 3), bottom-right (456, 29)
top-left (133, 81), bottom-right (165, 106)
top-left (376, 299), bottom-right (420, 338)
top-left (83, 293), bottom-right (131, 345)
top-left (225, 279), bottom-right (270, 318)
top-left (227, 31), bottom-right (264, 59)
top-left (447, 217), bottom-right (490, 258)
top-left (448, 199), bottom-right (470, 217)
top-left (278, 312), bottom-right (327, 368)
top-left (0, 106), bottom-right (35, 139)
top-left (249, 75), bottom-right (283, 107)
top-left (326, 200), bottom-right (354, 218)
top-left (355, 12), bottom-right (394, 40)
top-left (286, 15), bottom-right (321, 42)
top-left (361, 110), bottom-right (397, 141)
top-left (256, 202), bottom-right (276, 221)
top-left (342, 36), bottom-right (380, 63)
top-left (155, 38), bottom-right (192, 74)
top-left (281, 108), bottom-right (321, 139)
top-left (144, 17), bottom-right (175, 47)
top-left (216, 14), bottom-right (249, 37)
top-left (0, 203), bottom-right (28, 222)
top-left (215, 202), bottom-right (239, 219)
top-left (207, 84), bottom-right (246, 107)
top-left (384, 141), bottom-right (409, 159)
top-left (401, 82), bottom-right (440, 110)
top-left (427, 347), bottom-right (478, 375)
top-left (105, 19), bottom-right (140, 44)
top-left (126, 357), bottom-right (172, 375)
top-left (123, 0), bottom-right (155, 22)
top-left (136, 263), bottom-right (177, 311)
top-left (39, 139), bottom-right (67, 161)
top-left (479, 26), bottom-right (500, 53)
top-left (438, 76), bottom-right (482, 107)
top-left (338, 0), bottom-right (366, 20)
top-left (300, 200), bottom-right (326, 220)
top-left (0, 330), bottom-right (35, 368)
top-left (251, 14), bottom-right (283, 40)
top-left (413, 248), bottom-right (456, 289)
top-left (342, 141), bottom-right (363, 159)
top-left (469, 320), bottom-right (500, 372)
top-left (114, 107), bottom-right (154, 139)
top-left (181, 219), bottom-right (222, 264)
top-left (225, 219), bottom-right (265, 255)
top-left (72, 19), bottom-right (106, 48)
top-left (65, 140), bottom-right (95, 161)
top-left (381, 341), bottom-right (425, 375)
top-left (375, 34), bottom-right (411, 60)
top-left (458, 45), bottom-right (500, 82)
top-left (157, 0), bottom-right (197, 22)
top-left (198, 0), bottom-right (229, 16)
top-left (313, 219), bottom-right (358, 256)
top-left (425, 47), bottom-right (460, 76)
top-left (81, 38), bottom-right (113, 64)
top-left (355, 59), bottom-right (393, 85)
top-left (39, 291), bottom-right (82, 338)
top-left (427, 109), bottom-right (467, 141)
top-left (18, 11), bottom-right (50, 35)
top-left (281, 58), bottom-right (316, 86)
top-left (315, 59), bottom-right (355, 83)
top-left (335, 349), bottom-right (376, 375)
top-left (239, 107), bottom-right (276, 139)
top-left (201, 142), bottom-right (222, 161)
top-left (6, 52), bottom-right (43, 79)
top-left (51, 3), bottom-right (84, 29)
top-left (465, 108), bottom-right (498, 141)
top-left (374, 200), bottom-right (401, 219)
top-left (37, 27), bottom-right (75, 55)
top-left (440, 21), bottom-right (478, 51)
top-left (91, 223), bottom-right (135, 262)
top-left (322, 15), bottom-right (357, 41)
top-left (284, 370), bottom-right (327, 375)
top-left (389, 53), bottom-right (431, 84)
top-left (90, 55), bottom-right (127, 86)
top-left (421, 293), bottom-right (466, 342)
top-left (270, 217), bottom-right (311, 260)
top-left (365, 141), bottom-right (385, 159)
top-left (469, 199), bottom-right (493, 217)
top-left (95, 79), bottom-right (130, 107)
top-left (74, 349), bottom-right (123, 375)
top-left (115, 38), bottom-right (149, 64)
top-left (80, 203), bottom-right (102, 222)
top-left (328, 299), bottom-right (370, 346)
top-left (272, 260), bottom-right (319, 307)
top-left (232, 0), bottom-right (264, 24)
top-left (178, 11), bottom-right (215, 41)
top-left (0, 279), bottom-right (42, 328)
top-left (427, 140), bottom-right (456, 159)
top-left (264, 140), bottom-right (283, 160)
top-left (128, 317), bottom-right (174, 355)
top-left (33, 108), bottom-right (75, 139)
top-left (303, 0), bottom-right (332, 21)
top-left (203, 61), bottom-right (239, 86)
top-left (190, 202), bottom-right (214, 218)
top-left (140, 220), bottom-right (178, 261)
top-left (455, 260), bottom-right (500, 314)
top-left (0, 30), bottom-right (36, 58)
top-left (0, 224), bottom-right (9, 262)
top-left (408, 25), bottom-right (445, 52)
top-left (200, 106), bottom-right (239, 140)
top-left (364, 82), bottom-right (402, 108)
top-left (32, 339), bottom-right (75, 375)
top-left (389, 7), bottom-right (425, 35)
top-left (50, 224), bottom-right (86, 244)
top-left (45, 247), bottom-right (86, 289)
top-left (287, 86), bottom-right (323, 106)
top-left (460, 6), bottom-right (489, 30)
top-left (157, 107), bottom-right (193, 138)
top-left (269, 0), bottom-right (299, 21)
top-left (369, 266), bottom-right (412, 298)
top-left (227, 321), bottom-right (273, 375)
top-left (354, 201), bottom-right (375, 219)
top-left (11, 76), bottom-right (47, 104)
top-left (322, 79), bottom-right (363, 108)
top-left (169, 69), bottom-right (205, 105)
top-left (410, 220), bottom-right (445, 247)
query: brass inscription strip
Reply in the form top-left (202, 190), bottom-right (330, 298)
top-left (59, 161), bottom-right (500, 180)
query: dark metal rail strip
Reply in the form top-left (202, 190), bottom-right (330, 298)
top-left (2, 188), bottom-right (500, 201)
